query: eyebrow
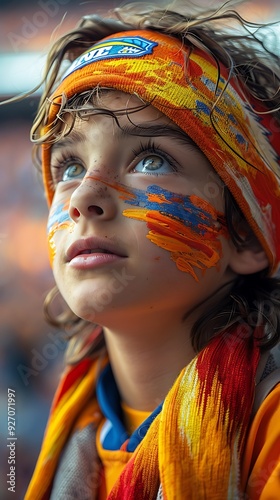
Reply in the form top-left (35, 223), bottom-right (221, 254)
top-left (51, 130), bottom-right (86, 152)
top-left (121, 123), bottom-right (198, 147)
top-left (51, 122), bottom-right (200, 152)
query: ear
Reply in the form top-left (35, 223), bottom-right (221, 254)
top-left (229, 244), bottom-right (269, 275)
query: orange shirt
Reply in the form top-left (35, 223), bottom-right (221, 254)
top-left (97, 403), bottom-right (151, 498)
top-left (242, 383), bottom-right (280, 498)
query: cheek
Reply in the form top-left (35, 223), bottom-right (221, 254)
top-left (47, 200), bottom-right (73, 266)
top-left (122, 185), bottom-right (229, 281)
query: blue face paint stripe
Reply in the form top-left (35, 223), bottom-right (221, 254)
top-left (47, 202), bottom-right (71, 232)
top-left (123, 185), bottom-right (222, 232)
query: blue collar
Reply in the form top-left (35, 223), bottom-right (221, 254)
top-left (96, 364), bottom-right (163, 452)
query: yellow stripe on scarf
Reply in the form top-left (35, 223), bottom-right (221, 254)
top-left (24, 357), bottom-right (105, 500)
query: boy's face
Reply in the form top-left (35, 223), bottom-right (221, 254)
top-left (47, 90), bottom-right (237, 327)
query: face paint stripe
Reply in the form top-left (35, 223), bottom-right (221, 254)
top-left (47, 176), bottom-right (227, 279)
top-left (123, 207), bottom-right (227, 281)
top-left (47, 202), bottom-right (73, 267)
top-left (86, 174), bottom-right (136, 201)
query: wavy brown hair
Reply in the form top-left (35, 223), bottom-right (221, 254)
top-left (25, 1), bottom-right (280, 363)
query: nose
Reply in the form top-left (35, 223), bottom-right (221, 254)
top-left (68, 175), bottom-right (117, 223)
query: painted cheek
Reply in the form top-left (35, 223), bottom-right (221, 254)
top-left (122, 185), bottom-right (228, 282)
top-left (58, 175), bottom-right (228, 281)
top-left (47, 200), bottom-right (73, 266)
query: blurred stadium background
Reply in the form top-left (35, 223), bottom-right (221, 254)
top-left (0, 0), bottom-right (279, 498)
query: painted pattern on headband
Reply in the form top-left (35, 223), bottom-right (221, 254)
top-left (63, 36), bottom-right (158, 79)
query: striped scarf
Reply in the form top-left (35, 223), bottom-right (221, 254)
top-left (24, 328), bottom-right (259, 499)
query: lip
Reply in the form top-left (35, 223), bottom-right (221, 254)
top-left (66, 236), bottom-right (127, 269)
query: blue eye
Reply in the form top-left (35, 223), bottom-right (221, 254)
top-left (62, 163), bottom-right (86, 181)
top-left (134, 154), bottom-right (174, 174)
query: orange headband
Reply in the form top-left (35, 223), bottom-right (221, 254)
top-left (42, 30), bottom-right (280, 274)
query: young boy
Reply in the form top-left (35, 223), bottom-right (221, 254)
top-left (25, 2), bottom-right (280, 498)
